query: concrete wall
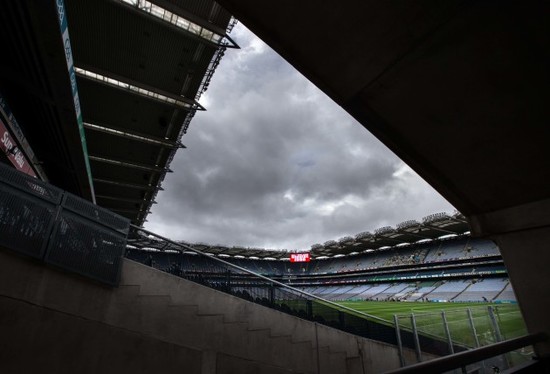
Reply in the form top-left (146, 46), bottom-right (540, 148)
top-left (0, 249), bottom-right (421, 373)
top-left (0, 296), bottom-right (203, 374)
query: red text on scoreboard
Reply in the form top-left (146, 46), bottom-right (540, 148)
top-left (290, 253), bottom-right (310, 262)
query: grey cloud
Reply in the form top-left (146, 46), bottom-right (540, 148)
top-left (146, 24), bottom-right (454, 250)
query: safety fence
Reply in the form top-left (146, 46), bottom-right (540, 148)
top-left (393, 304), bottom-right (533, 372)
top-left (0, 163), bottom-right (129, 285)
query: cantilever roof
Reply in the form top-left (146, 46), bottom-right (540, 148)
top-left (310, 212), bottom-right (468, 257)
top-left (0, 0), bottom-right (235, 225)
top-left (65, 0), bottom-right (236, 225)
top-left (127, 212), bottom-right (470, 260)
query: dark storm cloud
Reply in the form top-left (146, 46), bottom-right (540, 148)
top-left (146, 24), bottom-right (454, 250)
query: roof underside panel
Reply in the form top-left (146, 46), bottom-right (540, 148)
top-left (161, 0), bottom-right (233, 30)
top-left (65, 0), bottom-right (218, 97)
top-left (94, 182), bottom-right (149, 200)
top-left (90, 159), bottom-right (161, 187)
top-left (0, 0), bottom-right (232, 225)
top-left (85, 131), bottom-right (169, 167)
top-left (59, 0), bottom-right (232, 224)
top-left (77, 78), bottom-right (189, 140)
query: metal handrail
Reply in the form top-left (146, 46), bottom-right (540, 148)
top-left (128, 224), bottom-right (390, 325)
top-left (383, 332), bottom-right (546, 374)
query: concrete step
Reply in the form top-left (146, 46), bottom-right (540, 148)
top-left (119, 263), bottom-right (375, 372)
top-left (106, 291), bottom-right (319, 372)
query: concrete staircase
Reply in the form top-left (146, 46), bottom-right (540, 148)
top-left (0, 250), bottom-right (414, 373)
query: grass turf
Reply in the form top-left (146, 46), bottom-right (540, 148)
top-left (335, 301), bottom-right (531, 367)
top-left (338, 300), bottom-right (527, 346)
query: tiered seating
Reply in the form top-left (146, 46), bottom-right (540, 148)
top-left (393, 285), bottom-right (417, 300)
top-left (343, 284), bottom-right (373, 300)
top-left (314, 286), bottom-right (336, 297)
top-left (151, 252), bottom-right (171, 271)
top-left (423, 238), bottom-right (468, 263)
top-left (230, 258), bottom-right (260, 273)
top-left (127, 234), bottom-right (515, 304)
top-left (375, 283), bottom-right (409, 300)
top-left (383, 248), bottom-right (426, 267)
top-left (267, 261), bottom-right (286, 275)
top-left (297, 279), bottom-right (512, 303)
top-left (405, 282), bottom-right (439, 301)
top-left (357, 283), bottom-right (391, 300)
top-left (464, 239), bottom-right (501, 258)
top-left (325, 285), bottom-right (358, 301)
top-left (309, 258), bottom-right (338, 274)
top-left (494, 282), bottom-right (517, 302)
top-left (453, 278), bottom-right (508, 302)
top-left (338, 285), bottom-right (372, 300)
top-left (427, 280), bottom-right (470, 301)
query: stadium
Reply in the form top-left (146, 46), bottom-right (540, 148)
top-left (0, 1), bottom-right (549, 373)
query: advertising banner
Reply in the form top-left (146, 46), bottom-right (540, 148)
top-left (0, 118), bottom-right (37, 177)
top-left (290, 253), bottom-right (311, 263)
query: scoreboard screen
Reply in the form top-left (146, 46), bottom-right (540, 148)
top-left (289, 253), bottom-right (310, 262)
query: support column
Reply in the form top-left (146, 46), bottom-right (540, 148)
top-left (491, 226), bottom-right (550, 357)
top-left (469, 199), bottom-right (550, 357)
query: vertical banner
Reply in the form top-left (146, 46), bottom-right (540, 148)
top-left (55, 0), bottom-right (96, 203)
top-left (0, 118), bottom-right (36, 177)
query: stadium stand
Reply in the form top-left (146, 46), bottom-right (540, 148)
top-left (126, 229), bottom-right (516, 306)
top-left (404, 281), bottom-right (439, 301)
top-left (453, 278), bottom-right (510, 302)
top-left (464, 238), bottom-right (501, 258)
top-left (426, 280), bottom-right (471, 302)
top-left (496, 281), bottom-right (518, 302)
top-left (374, 284), bottom-right (410, 301)
top-left (356, 284), bottom-right (392, 300)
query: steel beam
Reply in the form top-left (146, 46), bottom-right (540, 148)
top-left (93, 177), bottom-right (160, 191)
top-left (89, 155), bottom-right (171, 173)
top-left (84, 122), bottom-right (185, 149)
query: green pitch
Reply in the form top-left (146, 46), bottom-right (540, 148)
top-left (275, 299), bottom-right (530, 365)
top-left (338, 300), bottom-right (500, 320)
top-left (338, 300), bottom-right (527, 349)
top-left (336, 300), bottom-right (531, 367)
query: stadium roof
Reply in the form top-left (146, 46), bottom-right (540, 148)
top-left (127, 211), bottom-right (469, 260)
top-left (310, 212), bottom-right (468, 257)
top-left (0, 0), bottom-right (236, 225)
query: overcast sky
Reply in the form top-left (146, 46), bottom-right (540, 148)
top-left (145, 24), bottom-right (455, 251)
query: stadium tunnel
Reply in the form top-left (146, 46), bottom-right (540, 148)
top-left (216, 0), bottom-right (550, 359)
top-left (0, 0), bottom-right (549, 371)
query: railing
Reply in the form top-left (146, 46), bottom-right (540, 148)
top-left (126, 225), bottom-right (455, 356)
top-left (393, 304), bottom-right (535, 372)
top-left (384, 333), bottom-right (546, 374)
top-left (0, 163), bottom-right (129, 285)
